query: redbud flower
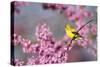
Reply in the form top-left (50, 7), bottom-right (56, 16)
top-left (12, 23), bottom-right (69, 65)
top-left (12, 58), bottom-right (24, 66)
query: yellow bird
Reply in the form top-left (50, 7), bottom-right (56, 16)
top-left (65, 24), bottom-right (83, 40)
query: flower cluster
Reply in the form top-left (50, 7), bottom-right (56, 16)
top-left (11, 58), bottom-right (25, 66)
top-left (35, 23), bottom-right (54, 42)
top-left (42, 3), bottom-right (93, 22)
top-left (76, 22), bottom-right (97, 56)
top-left (12, 23), bottom-right (68, 65)
top-left (64, 6), bottom-right (93, 22)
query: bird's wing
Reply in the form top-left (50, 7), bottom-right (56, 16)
top-left (72, 32), bottom-right (79, 35)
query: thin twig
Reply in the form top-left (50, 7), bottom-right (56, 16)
top-left (77, 19), bottom-right (93, 32)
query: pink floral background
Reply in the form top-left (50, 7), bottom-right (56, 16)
top-left (11, 1), bottom-right (97, 66)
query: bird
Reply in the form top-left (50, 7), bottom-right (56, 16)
top-left (64, 19), bottom-right (93, 51)
top-left (64, 24), bottom-right (83, 40)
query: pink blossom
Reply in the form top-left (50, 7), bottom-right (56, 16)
top-left (11, 58), bottom-right (24, 66)
top-left (12, 23), bottom-right (69, 65)
top-left (90, 24), bottom-right (97, 35)
top-left (63, 6), bottom-right (93, 22)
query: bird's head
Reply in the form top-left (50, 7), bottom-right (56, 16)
top-left (65, 23), bottom-right (72, 30)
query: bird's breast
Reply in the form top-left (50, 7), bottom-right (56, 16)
top-left (66, 30), bottom-right (74, 38)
